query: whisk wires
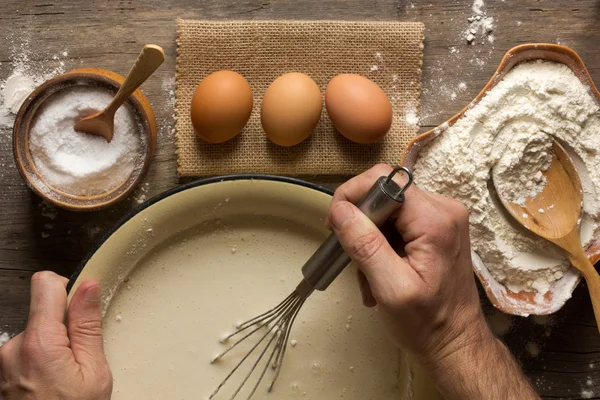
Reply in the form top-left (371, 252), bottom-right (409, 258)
top-left (209, 290), bottom-right (307, 400)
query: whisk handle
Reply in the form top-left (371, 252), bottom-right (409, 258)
top-left (300, 167), bottom-right (413, 292)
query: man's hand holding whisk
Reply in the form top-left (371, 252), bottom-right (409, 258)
top-left (327, 164), bottom-right (540, 400)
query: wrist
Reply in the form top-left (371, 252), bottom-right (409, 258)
top-left (415, 312), bottom-right (496, 376)
top-left (414, 318), bottom-right (539, 400)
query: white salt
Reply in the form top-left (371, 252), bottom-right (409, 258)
top-left (29, 86), bottom-right (143, 196)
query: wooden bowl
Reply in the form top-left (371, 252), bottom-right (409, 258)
top-left (402, 44), bottom-right (600, 316)
top-left (13, 68), bottom-right (157, 211)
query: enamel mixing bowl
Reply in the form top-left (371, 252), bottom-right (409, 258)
top-left (402, 43), bottom-right (600, 316)
top-left (67, 175), bottom-right (441, 400)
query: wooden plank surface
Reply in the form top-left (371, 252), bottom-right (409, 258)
top-left (0, 0), bottom-right (599, 398)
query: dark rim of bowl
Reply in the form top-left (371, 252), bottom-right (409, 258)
top-left (67, 174), bottom-right (334, 292)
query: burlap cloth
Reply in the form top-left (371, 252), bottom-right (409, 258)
top-left (176, 19), bottom-right (424, 176)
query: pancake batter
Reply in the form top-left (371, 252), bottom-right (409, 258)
top-left (103, 216), bottom-right (403, 399)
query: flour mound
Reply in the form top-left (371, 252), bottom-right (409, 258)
top-left (414, 60), bottom-right (600, 294)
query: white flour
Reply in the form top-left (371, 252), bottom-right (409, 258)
top-left (492, 127), bottom-right (553, 206)
top-left (0, 38), bottom-right (68, 129)
top-left (414, 60), bottom-right (600, 294)
top-left (581, 389), bottom-right (594, 399)
top-left (0, 331), bottom-right (11, 347)
top-left (404, 106), bottom-right (420, 128)
top-left (2, 72), bottom-right (36, 114)
top-left (29, 86), bottom-right (143, 196)
top-left (465, 0), bottom-right (494, 44)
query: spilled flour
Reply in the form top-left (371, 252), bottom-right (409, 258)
top-left (465, 0), bottom-right (495, 44)
top-left (0, 37), bottom-right (68, 129)
top-left (414, 60), bottom-right (600, 294)
top-left (0, 331), bottom-right (11, 347)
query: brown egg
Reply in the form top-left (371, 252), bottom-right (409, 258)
top-left (190, 70), bottom-right (253, 143)
top-left (325, 74), bottom-right (393, 144)
top-left (261, 73), bottom-right (322, 147)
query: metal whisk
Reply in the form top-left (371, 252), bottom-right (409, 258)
top-left (209, 167), bottom-right (413, 400)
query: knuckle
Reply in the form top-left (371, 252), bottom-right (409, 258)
top-left (73, 319), bottom-right (103, 338)
top-left (331, 186), bottom-right (347, 203)
top-left (437, 210), bottom-right (461, 235)
top-left (351, 231), bottom-right (384, 265)
top-left (448, 199), bottom-right (470, 222)
top-left (31, 270), bottom-right (54, 283)
top-left (370, 163), bottom-right (392, 176)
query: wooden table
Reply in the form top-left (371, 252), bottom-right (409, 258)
top-left (1, 0), bottom-right (598, 398)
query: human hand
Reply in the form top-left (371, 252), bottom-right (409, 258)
top-left (327, 164), bottom-right (487, 362)
top-left (327, 165), bottom-right (539, 400)
top-left (0, 271), bottom-right (112, 400)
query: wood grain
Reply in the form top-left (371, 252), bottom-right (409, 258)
top-left (0, 1), bottom-right (599, 398)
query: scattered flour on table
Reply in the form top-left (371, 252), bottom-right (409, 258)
top-left (38, 201), bottom-right (58, 220)
top-left (86, 225), bottom-right (103, 239)
top-left (162, 76), bottom-right (175, 108)
top-left (421, 0), bottom-right (496, 123)
top-left (581, 389), bottom-right (594, 399)
top-left (525, 342), bottom-right (540, 357)
top-left (413, 61), bottom-right (600, 295)
top-left (133, 182), bottom-right (151, 204)
top-left (0, 332), bottom-right (11, 347)
top-left (465, 0), bottom-right (495, 44)
top-left (0, 37), bottom-right (68, 129)
top-left (29, 86), bottom-right (143, 196)
top-left (487, 311), bottom-right (513, 336)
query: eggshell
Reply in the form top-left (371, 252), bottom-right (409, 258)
top-left (190, 70), bottom-right (253, 143)
top-left (261, 73), bottom-right (323, 147)
top-left (325, 74), bottom-right (393, 144)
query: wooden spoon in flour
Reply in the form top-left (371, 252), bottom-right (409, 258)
top-left (493, 139), bottom-right (600, 332)
top-left (74, 44), bottom-right (165, 142)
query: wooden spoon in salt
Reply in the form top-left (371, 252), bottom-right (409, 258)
top-left (75, 44), bottom-right (165, 142)
top-left (492, 139), bottom-right (600, 332)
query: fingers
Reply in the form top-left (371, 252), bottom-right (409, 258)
top-left (325, 164), bottom-right (395, 228)
top-left (357, 270), bottom-right (377, 307)
top-left (328, 200), bottom-right (419, 302)
top-left (67, 280), bottom-right (106, 369)
top-left (27, 271), bottom-right (68, 331)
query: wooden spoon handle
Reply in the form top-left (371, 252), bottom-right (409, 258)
top-left (569, 250), bottom-right (600, 333)
top-left (107, 44), bottom-right (165, 112)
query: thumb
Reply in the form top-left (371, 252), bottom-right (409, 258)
top-left (329, 201), bottom-right (415, 300)
top-left (67, 280), bottom-right (106, 369)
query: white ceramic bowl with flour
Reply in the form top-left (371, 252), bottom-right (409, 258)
top-left (403, 44), bottom-right (600, 317)
top-left (13, 68), bottom-right (156, 211)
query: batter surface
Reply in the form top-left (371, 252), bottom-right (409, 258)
top-left (103, 214), bottom-right (404, 399)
